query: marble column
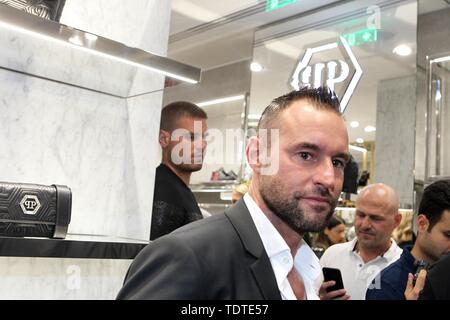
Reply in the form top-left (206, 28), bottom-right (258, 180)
top-left (375, 75), bottom-right (416, 207)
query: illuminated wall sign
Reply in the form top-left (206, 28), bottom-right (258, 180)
top-left (341, 28), bottom-right (378, 47)
top-left (290, 36), bottom-right (362, 113)
top-left (266, 0), bottom-right (297, 12)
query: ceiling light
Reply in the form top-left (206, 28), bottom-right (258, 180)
top-left (85, 33), bottom-right (98, 41)
top-left (350, 121), bottom-right (359, 128)
top-left (356, 138), bottom-right (364, 144)
top-left (393, 44), bottom-right (412, 56)
top-left (349, 145), bottom-right (367, 153)
top-left (365, 126), bottom-right (376, 132)
top-left (197, 95), bottom-right (245, 107)
top-left (250, 62), bottom-right (263, 72)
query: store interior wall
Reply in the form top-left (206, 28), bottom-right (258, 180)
top-left (0, 0), bottom-right (171, 299)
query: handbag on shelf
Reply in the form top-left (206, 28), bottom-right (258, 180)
top-left (0, 181), bottom-right (71, 239)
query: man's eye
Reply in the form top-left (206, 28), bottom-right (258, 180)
top-left (332, 159), bottom-right (345, 168)
top-left (299, 152), bottom-right (312, 160)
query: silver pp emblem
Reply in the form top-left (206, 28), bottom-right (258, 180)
top-left (20, 195), bottom-right (41, 215)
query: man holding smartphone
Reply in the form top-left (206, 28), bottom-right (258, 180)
top-left (320, 183), bottom-right (403, 300)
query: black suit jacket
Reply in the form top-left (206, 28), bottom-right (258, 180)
top-left (116, 199), bottom-right (281, 300)
top-left (419, 253), bottom-right (450, 300)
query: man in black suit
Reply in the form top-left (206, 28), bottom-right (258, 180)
top-left (117, 87), bottom-right (351, 300)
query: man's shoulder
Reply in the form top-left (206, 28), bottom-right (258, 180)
top-left (379, 258), bottom-right (410, 282)
top-left (323, 241), bottom-right (352, 256)
top-left (159, 213), bottom-right (237, 248)
top-left (320, 241), bottom-right (352, 266)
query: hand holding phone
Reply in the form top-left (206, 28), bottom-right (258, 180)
top-left (320, 267), bottom-right (347, 299)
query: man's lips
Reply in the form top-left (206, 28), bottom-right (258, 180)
top-left (358, 231), bottom-right (375, 237)
top-left (302, 196), bottom-right (332, 205)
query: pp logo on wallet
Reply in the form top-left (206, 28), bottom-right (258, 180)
top-left (20, 195), bottom-right (41, 215)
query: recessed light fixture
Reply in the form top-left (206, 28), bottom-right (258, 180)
top-left (250, 62), bottom-right (263, 72)
top-left (364, 126), bottom-right (376, 133)
top-left (356, 138), bottom-right (364, 144)
top-left (393, 44), bottom-right (412, 56)
top-left (350, 121), bottom-right (359, 128)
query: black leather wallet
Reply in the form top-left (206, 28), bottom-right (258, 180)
top-left (0, 182), bottom-right (72, 238)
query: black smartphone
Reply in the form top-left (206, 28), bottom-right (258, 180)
top-left (322, 267), bottom-right (345, 292)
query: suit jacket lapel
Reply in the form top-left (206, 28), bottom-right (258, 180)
top-left (225, 199), bottom-right (281, 300)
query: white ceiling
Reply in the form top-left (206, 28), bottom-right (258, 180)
top-left (167, 0), bottom-right (449, 146)
top-left (168, 0), bottom-right (343, 69)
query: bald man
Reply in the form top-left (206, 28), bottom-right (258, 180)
top-left (320, 183), bottom-right (403, 300)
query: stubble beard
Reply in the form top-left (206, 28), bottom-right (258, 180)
top-left (260, 177), bottom-right (337, 235)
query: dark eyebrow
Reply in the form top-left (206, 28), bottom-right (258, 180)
top-left (298, 143), bottom-right (320, 151)
top-left (336, 152), bottom-right (351, 164)
top-left (298, 143), bottom-right (351, 163)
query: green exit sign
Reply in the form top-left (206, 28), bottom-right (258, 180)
top-left (342, 28), bottom-right (378, 47)
top-left (266, 0), bottom-right (297, 12)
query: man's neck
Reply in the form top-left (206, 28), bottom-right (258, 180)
top-left (410, 242), bottom-right (436, 264)
top-left (248, 187), bottom-right (303, 256)
top-left (162, 161), bottom-right (191, 186)
top-left (357, 241), bottom-right (391, 264)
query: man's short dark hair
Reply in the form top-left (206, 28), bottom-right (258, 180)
top-left (257, 86), bottom-right (341, 131)
top-left (418, 179), bottom-right (450, 231)
top-left (160, 101), bottom-right (207, 132)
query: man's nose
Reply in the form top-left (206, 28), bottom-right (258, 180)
top-left (360, 216), bottom-right (372, 230)
top-left (314, 159), bottom-right (336, 190)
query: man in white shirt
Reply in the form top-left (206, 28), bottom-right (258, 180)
top-left (320, 183), bottom-right (403, 300)
top-left (118, 87), bottom-right (350, 300)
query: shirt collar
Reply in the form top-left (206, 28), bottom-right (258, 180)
top-left (243, 194), bottom-right (321, 285)
top-left (349, 236), bottom-right (401, 261)
top-left (243, 193), bottom-right (289, 259)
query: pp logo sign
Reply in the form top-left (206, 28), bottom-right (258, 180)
top-left (20, 195), bottom-right (41, 215)
top-left (290, 36), bottom-right (362, 113)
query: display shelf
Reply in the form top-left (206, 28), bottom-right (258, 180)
top-left (0, 234), bottom-right (148, 259)
top-left (0, 4), bottom-right (201, 98)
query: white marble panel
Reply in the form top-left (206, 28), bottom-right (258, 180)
top-left (61, 0), bottom-right (171, 55)
top-left (0, 68), bottom-right (159, 241)
top-left (0, 257), bottom-right (131, 299)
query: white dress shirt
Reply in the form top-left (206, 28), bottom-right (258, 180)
top-left (244, 194), bottom-right (322, 300)
top-left (319, 237), bottom-right (402, 300)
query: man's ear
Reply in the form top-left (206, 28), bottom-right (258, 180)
top-left (159, 129), bottom-right (170, 148)
top-left (246, 136), bottom-right (261, 174)
top-left (416, 214), bottom-right (430, 234)
top-left (394, 212), bottom-right (402, 229)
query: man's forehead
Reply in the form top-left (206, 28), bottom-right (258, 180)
top-left (175, 116), bottom-right (207, 129)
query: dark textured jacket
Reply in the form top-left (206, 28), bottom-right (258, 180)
top-left (117, 199), bottom-right (281, 300)
top-left (150, 164), bottom-right (202, 240)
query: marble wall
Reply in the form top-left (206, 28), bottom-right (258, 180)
top-left (0, 0), bottom-right (171, 298)
top-left (0, 257), bottom-right (132, 299)
top-left (375, 75), bottom-right (416, 207)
